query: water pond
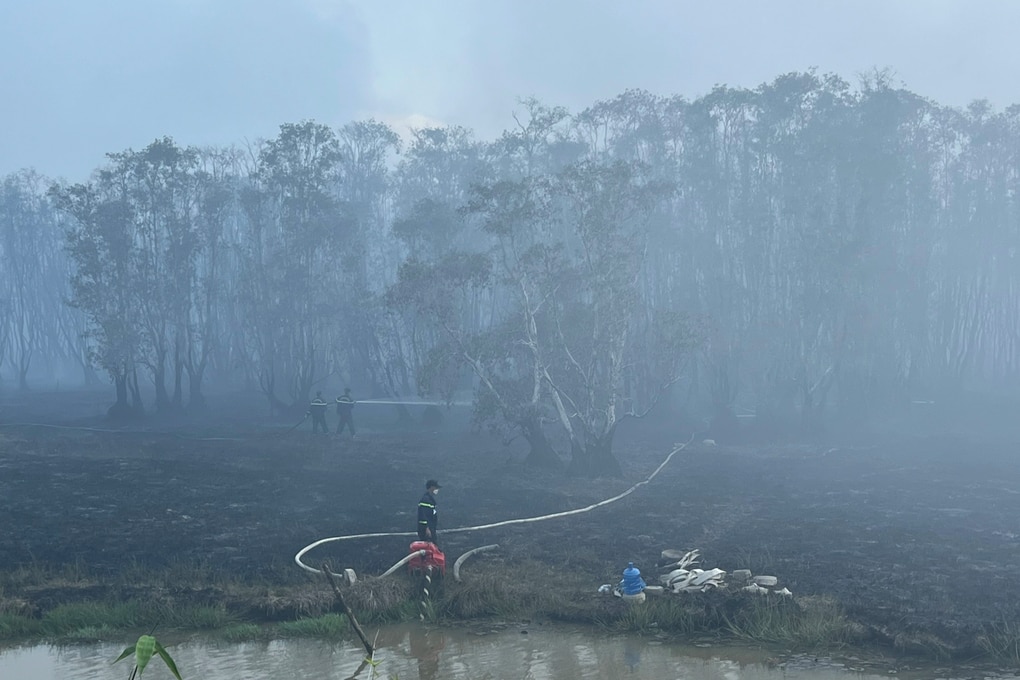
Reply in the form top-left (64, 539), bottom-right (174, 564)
top-left (0, 622), bottom-right (924, 679)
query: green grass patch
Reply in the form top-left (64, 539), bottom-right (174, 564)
top-left (359, 599), bottom-right (422, 625)
top-left (217, 623), bottom-right (266, 643)
top-left (37, 599), bottom-right (238, 640)
top-left (438, 572), bottom-right (537, 619)
top-left (436, 560), bottom-right (594, 621)
top-left (0, 612), bottom-right (42, 640)
top-left (277, 613), bottom-right (349, 639)
top-left (725, 595), bottom-right (859, 649)
top-left (58, 625), bottom-right (118, 642)
top-left (610, 596), bottom-right (709, 635)
top-left (148, 603), bottom-right (237, 630)
top-left (42, 601), bottom-right (144, 635)
top-left (597, 591), bottom-right (861, 651)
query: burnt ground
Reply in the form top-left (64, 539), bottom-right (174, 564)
top-left (1, 388), bottom-right (1019, 657)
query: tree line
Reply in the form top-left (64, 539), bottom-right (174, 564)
top-left (1, 71), bottom-right (1017, 474)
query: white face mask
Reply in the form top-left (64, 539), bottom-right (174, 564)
top-left (432, 488), bottom-right (439, 495)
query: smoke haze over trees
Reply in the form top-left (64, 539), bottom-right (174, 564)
top-left (3, 73), bottom-right (1019, 473)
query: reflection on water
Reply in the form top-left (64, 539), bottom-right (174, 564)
top-left (0, 623), bottom-right (900, 680)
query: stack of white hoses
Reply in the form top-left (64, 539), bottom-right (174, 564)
top-left (656, 549), bottom-right (792, 596)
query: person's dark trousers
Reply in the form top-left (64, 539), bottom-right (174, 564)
top-left (417, 527), bottom-right (438, 545)
top-left (312, 414), bottom-right (328, 434)
top-left (336, 416), bottom-right (355, 436)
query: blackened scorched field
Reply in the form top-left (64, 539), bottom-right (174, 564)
top-left (1, 389), bottom-right (1019, 658)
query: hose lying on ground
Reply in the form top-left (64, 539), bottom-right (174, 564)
top-left (294, 436), bottom-right (695, 576)
top-left (0, 421), bottom-right (247, 441)
top-left (453, 544), bottom-right (499, 582)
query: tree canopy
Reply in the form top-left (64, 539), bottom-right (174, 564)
top-left (2, 73), bottom-right (1018, 472)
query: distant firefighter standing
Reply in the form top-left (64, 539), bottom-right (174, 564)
top-left (335, 388), bottom-right (356, 437)
top-left (307, 391), bottom-right (329, 434)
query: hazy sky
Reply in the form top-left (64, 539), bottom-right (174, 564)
top-left (3, 0), bottom-right (1018, 181)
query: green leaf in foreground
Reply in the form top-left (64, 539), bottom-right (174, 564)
top-left (112, 634), bottom-right (182, 679)
top-left (134, 634), bottom-right (156, 674)
top-left (154, 640), bottom-right (183, 680)
top-left (112, 643), bottom-right (135, 664)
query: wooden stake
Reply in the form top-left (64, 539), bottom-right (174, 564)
top-left (322, 562), bottom-right (374, 656)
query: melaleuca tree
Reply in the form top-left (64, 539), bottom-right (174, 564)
top-left (390, 261), bottom-right (567, 469)
top-left (392, 125), bottom-right (488, 260)
top-left (236, 121), bottom-right (348, 413)
top-left (106, 138), bottom-right (202, 412)
top-left (458, 177), bottom-right (566, 468)
top-left (835, 76), bottom-right (938, 421)
top-left (385, 253), bottom-right (493, 424)
top-left (0, 170), bottom-right (68, 389)
top-left (332, 120), bottom-right (404, 396)
top-left (387, 177), bottom-right (567, 469)
top-left (184, 150), bottom-right (237, 408)
top-left (541, 160), bottom-right (676, 476)
top-left (52, 183), bottom-right (145, 417)
top-left (491, 97), bottom-right (578, 178)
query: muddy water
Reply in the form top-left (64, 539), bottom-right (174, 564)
top-left (0, 623), bottom-right (902, 680)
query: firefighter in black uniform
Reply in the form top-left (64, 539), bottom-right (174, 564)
top-left (308, 391), bottom-right (329, 434)
top-left (417, 479), bottom-right (441, 544)
top-left (335, 388), bottom-right (356, 437)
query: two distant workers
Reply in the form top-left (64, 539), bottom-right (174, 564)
top-left (307, 388), bottom-right (356, 436)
